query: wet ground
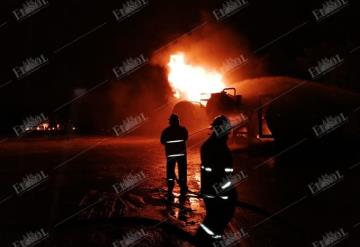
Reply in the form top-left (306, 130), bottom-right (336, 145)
top-left (0, 132), bottom-right (360, 246)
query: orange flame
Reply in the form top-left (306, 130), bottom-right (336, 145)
top-left (167, 53), bottom-right (226, 103)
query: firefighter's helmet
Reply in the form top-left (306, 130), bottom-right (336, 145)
top-left (209, 115), bottom-right (230, 129)
top-left (169, 113), bottom-right (180, 125)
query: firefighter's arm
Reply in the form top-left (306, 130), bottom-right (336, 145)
top-left (183, 127), bottom-right (189, 141)
top-left (160, 129), bottom-right (167, 145)
top-left (200, 145), bottom-right (214, 173)
top-left (224, 150), bottom-right (234, 173)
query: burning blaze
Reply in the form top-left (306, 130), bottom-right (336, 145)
top-left (167, 53), bottom-right (226, 103)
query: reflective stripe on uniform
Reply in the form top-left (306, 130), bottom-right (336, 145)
top-left (224, 168), bottom-right (233, 172)
top-left (200, 224), bottom-right (215, 236)
top-left (167, 153), bottom-right (185, 158)
top-left (203, 194), bottom-right (215, 199)
top-left (168, 178), bottom-right (174, 181)
top-left (166, 139), bottom-right (184, 143)
top-left (201, 166), bottom-right (212, 172)
top-left (221, 181), bottom-right (231, 189)
top-left (220, 196), bottom-right (228, 200)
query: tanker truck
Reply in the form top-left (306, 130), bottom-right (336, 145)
top-left (171, 76), bottom-right (360, 146)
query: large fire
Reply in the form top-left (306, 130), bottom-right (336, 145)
top-left (167, 53), bottom-right (226, 103)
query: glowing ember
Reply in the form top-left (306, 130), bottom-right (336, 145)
top-left (167, 53), bottom-right (226, 103)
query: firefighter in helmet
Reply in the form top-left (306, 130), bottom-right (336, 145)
top-left (160, 114), bottom-right (189, 200)
top-left (196, 115), bottom-right (237, 243)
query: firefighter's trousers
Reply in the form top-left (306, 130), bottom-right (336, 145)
top-left (195, 192), bottom-right (237, 245)
top-left (166, 155), bottom-right (188, 196)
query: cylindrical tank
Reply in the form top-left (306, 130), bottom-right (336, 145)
top-left (172, 77), bottom-right (360, 145)
top-left (172, 101), bottom-right (208, 132)
top-left (265, 80), bottom-right (360, 145)
top-left (205, 89), bottom-right (243, 120)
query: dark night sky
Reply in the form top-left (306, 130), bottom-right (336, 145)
top-left (0, 0), bottom-right (359, 133)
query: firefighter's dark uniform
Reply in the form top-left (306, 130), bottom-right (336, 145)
top-left (160, 118), bottom-right (189, 197)
top-left (196, 116), bottom-right (237, 243)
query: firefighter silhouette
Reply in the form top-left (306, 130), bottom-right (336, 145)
top-left (196, 115), bottom-right (237, 244)
top-left (160, 114), bottom-right (189, 200)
